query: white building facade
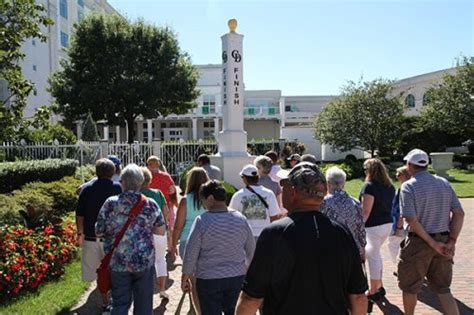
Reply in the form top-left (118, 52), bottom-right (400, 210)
top-left (0, 0), bottom-right (118, 119)
top-left (92, 65), bottom-right (455, 161)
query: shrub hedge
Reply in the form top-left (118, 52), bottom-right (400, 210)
top-left (0, 176), bottom-right (80, 226)
top-left (0, 159), bottom-right (78, 193)
top-left (319, 160), bottom-right (365, 180)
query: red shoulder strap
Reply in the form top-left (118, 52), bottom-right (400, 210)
top-left (110, 194), bottom-right (147, 250)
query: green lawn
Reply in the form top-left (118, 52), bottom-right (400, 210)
top-left (345, 168), bottom-right (474, 199)
top-left (0, 257), bottom-right (89, 315)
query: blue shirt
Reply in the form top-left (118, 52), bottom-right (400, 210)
top-left (181, 193), bottom-right (206, 242)
top-left (95, 191), bottom-right (165, 272)
top-left (76, 178), bottom-right (122, 237)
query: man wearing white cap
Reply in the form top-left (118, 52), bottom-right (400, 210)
top-left (398, 149), bottom-right (464, 315)
top-left (229, 164), bottom-right (281, 239)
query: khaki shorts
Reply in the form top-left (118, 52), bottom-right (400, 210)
top-left (81, 240), bottom-right (105, 282)
top-left (397, 234), bottom-right (453, 294)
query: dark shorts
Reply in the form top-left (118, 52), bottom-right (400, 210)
top-left (397, 234), bottom-right (453, 294)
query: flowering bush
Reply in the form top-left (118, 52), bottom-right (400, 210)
top-left (0, 220), bottom-right (77, 301)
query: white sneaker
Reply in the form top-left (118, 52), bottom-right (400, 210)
top-left (159, 291), bottom-right (169, 300)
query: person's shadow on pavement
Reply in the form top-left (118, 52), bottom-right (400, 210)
top-left (63, 287), bottom-right (103, 315)
top-left (417, 283), bottom-right (474, 315)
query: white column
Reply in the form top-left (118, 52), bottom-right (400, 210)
top-left (279, 97), bottom-right (286, 139)
top-left (103, 125), bottom-right (109, 141)
top-left (218, 23), bottom-right (248, 156)
top-left (76, 121), bottom-right (83, 140)
top-left (147, 119), bottom-right (153, 143)
top-left (192, 118), bottom-right (198, 140)
top-left (115, 125), bottom-right (121, 143)
top-left (214, 117), bottom-right (220, 139)
top-left (125, 121), bottom-right (129, 143)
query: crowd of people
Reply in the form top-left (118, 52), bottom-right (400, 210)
top-left (75, 149), bottom-right (464, 315)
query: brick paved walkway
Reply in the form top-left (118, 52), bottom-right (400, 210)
top-left (70, 199), bottom-right (474, 315)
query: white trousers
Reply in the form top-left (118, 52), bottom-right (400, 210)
top-left (388, 235), bottom-right (405, 265)
top-left (153, 234), bottom-right (167, 278)
top-left (365, 223), bottom-right (392, 280)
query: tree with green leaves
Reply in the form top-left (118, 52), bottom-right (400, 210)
top-left (314, 78), bottom-right (404, 157)
top-left (418, 57), bottom-right (474, 142)
top-left (81, 113), bottom-right (100, 141)
top-left (0, 0), bottom-right (53, 142)
top-left (49, 14), bottom-right (200, 143)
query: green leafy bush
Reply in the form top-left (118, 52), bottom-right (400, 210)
top-left (0, 195), bottom-right (23, 226)
top-left (24, 176), bottom-right (80, 217)
top-left (319, 160), bottom-right (364, 180)
top-left (0, 159), bottom-right (78, 193)
top-left (454, 154), bottom-right (474, 169)
top-left (0, 176), bottom-right (80, 225)
top-left (20, 124), bottom-right (77, 144)
top-left (223, 181), bottom-right (238, 205)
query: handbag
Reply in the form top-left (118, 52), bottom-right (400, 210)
top-left (96, 194), bottom-right (147, 294)
top-left (174, 291), bottom-right (197, 315)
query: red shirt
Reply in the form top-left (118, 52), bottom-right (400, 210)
top-left (150, 170), bottom-right (175, 206)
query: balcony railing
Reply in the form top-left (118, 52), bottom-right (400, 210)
top-left (244, 106), bottom-right (280, 116)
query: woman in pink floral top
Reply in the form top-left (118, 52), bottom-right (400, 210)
top-left (96, 164), bottom-right (165, 315)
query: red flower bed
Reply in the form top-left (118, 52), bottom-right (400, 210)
top-left (0, 221), bottom-right (77, 301)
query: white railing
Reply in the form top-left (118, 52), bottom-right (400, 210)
top-left (0, 139), bottom-right (292, 181)
top-left (0, 141), bottom-right (102, 165)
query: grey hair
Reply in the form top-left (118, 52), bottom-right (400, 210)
top-left (254, 155), bottom-right (273, 175)
top-left (325, 166), bottom-right (346, 189)
top-left (120, 163), bottom-right (144, 191)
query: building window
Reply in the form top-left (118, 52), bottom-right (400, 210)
top-left (405, 94), bottom-right (415, 108)
top-left (202, 95), bottom-right (216, 114)
top-left (285, 105), bottom-right (292, 112)
top-left (161, 123), bottom-right (166, 128)
top-left (60, 0), bottom-right (68, 19)
top-left (33, 65), bottom-right (37, 71)
top-left (77, 0), bottom-right (84, 7)
top-left (32, 39), bottom-right (36, 46)
top-left (60, 31), bottom-right (69, 47)
top-left (33, 90), bottom-right (37, 96)
top-left (422, 93), bottom-right (430, 106)
top-left (203, 121), bottom-right (215, 128)
top-left (77, 10), bottom-right (84, 21)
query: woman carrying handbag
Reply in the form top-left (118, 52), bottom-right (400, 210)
top-left (96, 164), bottom-right (165, 315)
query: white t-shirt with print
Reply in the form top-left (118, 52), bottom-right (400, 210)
top-left (229, 185), bottom-right (281, 237)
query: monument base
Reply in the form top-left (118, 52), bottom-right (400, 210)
top-left (210, 153), bottom-right (255, 189)
top-left (217, 130), bottom-right (248, 157)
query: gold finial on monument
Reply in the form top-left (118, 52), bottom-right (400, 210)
top-left (228, 19), bottom-right (237, 33)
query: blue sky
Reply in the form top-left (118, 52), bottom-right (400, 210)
top-left (108, 0), bottom-right (473, 95)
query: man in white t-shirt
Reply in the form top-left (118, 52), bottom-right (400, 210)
top-left (230, 164), bottom-right (281, 238)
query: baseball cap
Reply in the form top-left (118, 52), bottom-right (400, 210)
top-left (301, 154), bottom-right (318, 164)
top-left (280, 162), bottom-right (326, 197)
top-left (403, 149), bottom-right (429, 167)
top-left (107, 155), bottom-right (122, 167)
top-left (287, 154), bottom-right (301, 162)
top-left (240, 164), bottom-right (258, 177)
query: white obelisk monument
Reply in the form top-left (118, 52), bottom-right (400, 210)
top-left (211, 19), bottom-right (254, 188)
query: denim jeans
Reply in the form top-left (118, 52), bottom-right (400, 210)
top-left (196, 275), bottom-right (245, 315)
top-left (179, 239), bottom-right (187, 258)
top-left (110, 267), bottom-right (155, 315)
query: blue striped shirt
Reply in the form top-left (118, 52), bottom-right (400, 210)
top-left (182, 210), bottom-right (255, 279)
top-left (400, 171), bottom-right (462, 234)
